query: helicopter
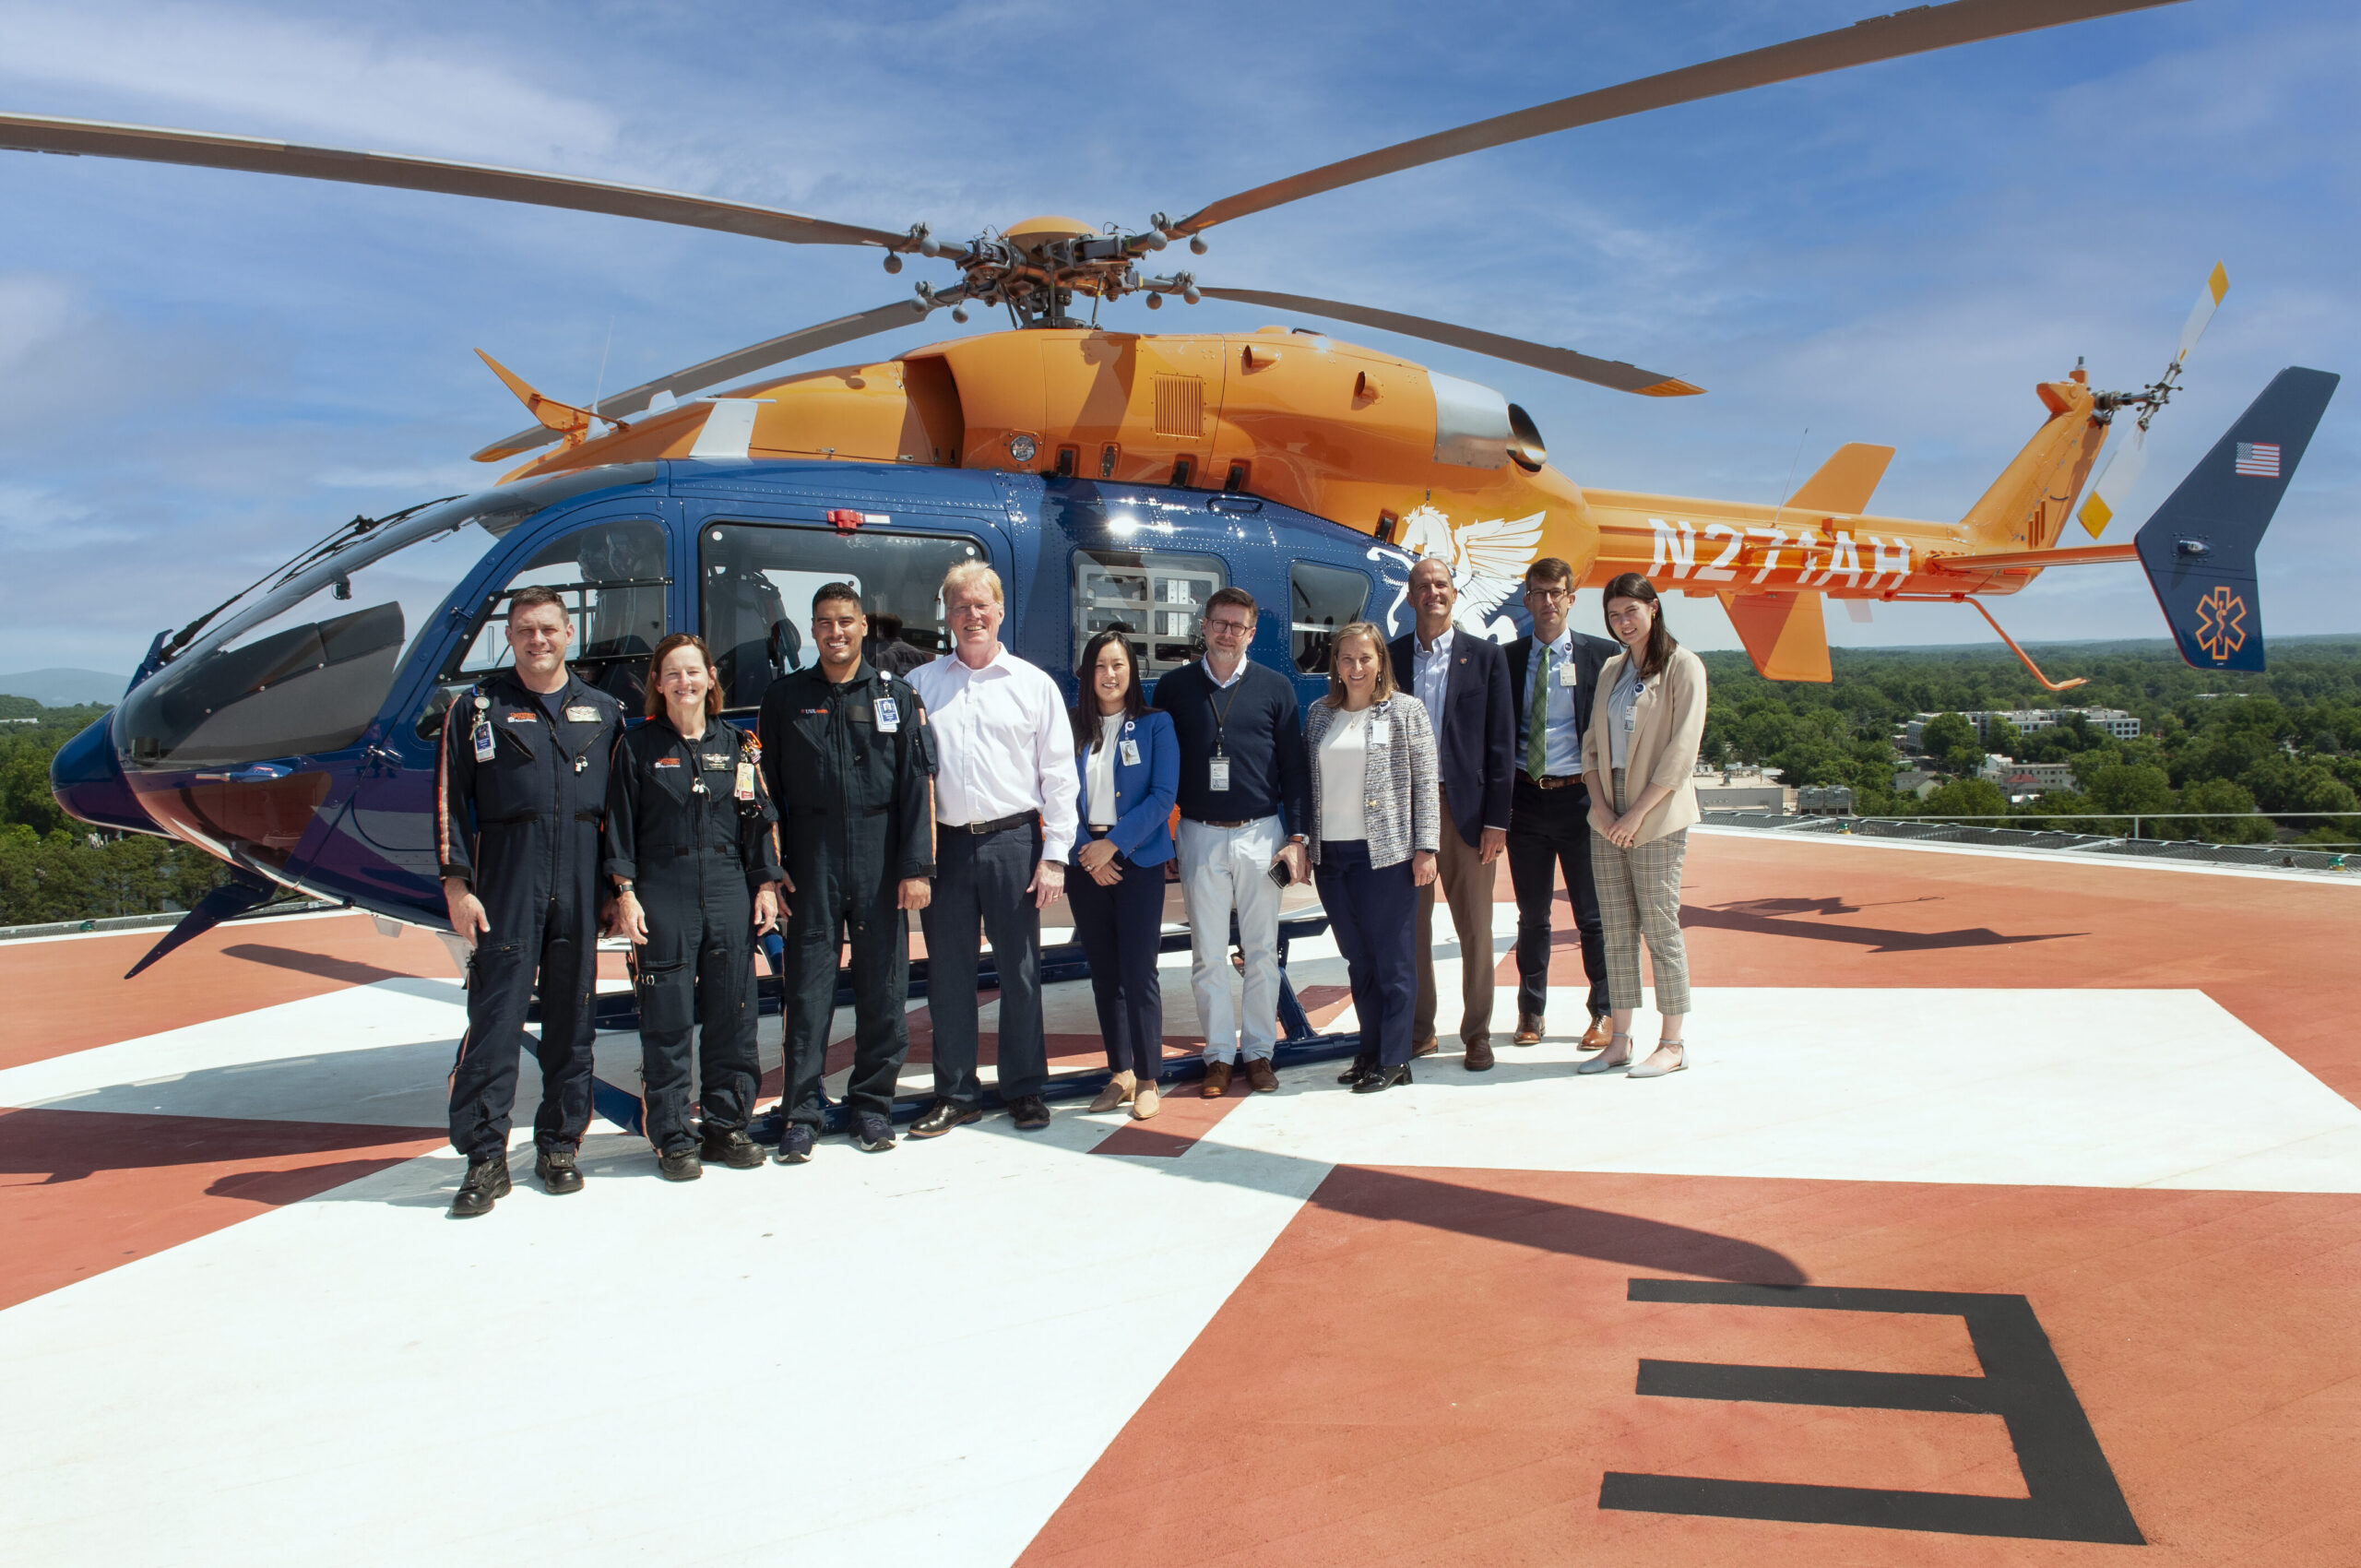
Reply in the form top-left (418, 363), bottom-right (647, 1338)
top-left (16, 0), bottom-right (2340, 977)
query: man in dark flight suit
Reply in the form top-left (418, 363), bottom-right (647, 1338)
top-left (439, 585), bottom-right (627, 1218)
top-left (756, 583), bottom-right (935, 1162)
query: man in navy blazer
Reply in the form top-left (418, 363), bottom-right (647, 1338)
top-left (1501, 556), bottom-right (1622, 1051)
top-left (1388, 557), bottom-right (1514, 1071)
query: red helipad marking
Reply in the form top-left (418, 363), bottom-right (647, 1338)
top-left (0, 1107), bottom-right (445, 1308)
top-left (1021, 1166), bottom-right (2361, 1566)
top-left (0, 914), bottom-right (454, 1069)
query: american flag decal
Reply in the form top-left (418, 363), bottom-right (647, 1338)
top-left (2234, 442), bottom-right (2282, 478)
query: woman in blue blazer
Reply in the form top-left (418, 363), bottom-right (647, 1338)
top-left (1069, 630), bottom-right (1180, 1120)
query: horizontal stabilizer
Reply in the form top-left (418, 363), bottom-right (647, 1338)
top-left (1786, 443), bottom-right (1894, 515)
top-left (1720, 588), bottom-right (1830, 683)
top-left (2136, 366), bottom-right (2338, 673)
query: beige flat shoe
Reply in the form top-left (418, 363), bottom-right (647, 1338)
top-left (1627, 1041), bottom-right (1687, 1079)
top-left (1088, 1070), bottom-right (1136, 1113)
top-left (1575, 1033), bottom-right (1632, 1075)
top-left (1132, 1082), bottom-right (1161, 1120)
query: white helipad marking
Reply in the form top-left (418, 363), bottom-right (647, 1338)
top-left (1200, 987), bottom-right (2361, 1194)
top-left (0, 1117), bottom-right (1326, 1567)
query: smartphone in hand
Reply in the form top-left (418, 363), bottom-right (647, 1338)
top-left (1266, 857), bottom-right (1295, 888)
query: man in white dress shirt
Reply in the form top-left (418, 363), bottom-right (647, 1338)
top-left (905, 563), bottom-right (1079, 1135)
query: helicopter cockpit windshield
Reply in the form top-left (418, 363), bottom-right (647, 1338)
top-left (117, 465), bottom-right (657, 771)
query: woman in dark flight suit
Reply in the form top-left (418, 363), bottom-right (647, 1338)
top-left (604, 633), bottom-right (783, 1180)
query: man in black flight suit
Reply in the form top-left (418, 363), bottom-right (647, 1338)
top-left (757, 582), bottom-right (935, 1162)
top-left (439, 584), bottom-right (627, 1218)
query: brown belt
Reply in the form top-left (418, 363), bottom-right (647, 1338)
top-left (1525, 774), bottom-right (1584, 791)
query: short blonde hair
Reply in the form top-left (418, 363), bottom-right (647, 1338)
top-left (941, 561), bottom-right (1004, 607)
top-left (1320, 621), bottom-right (1397, 707)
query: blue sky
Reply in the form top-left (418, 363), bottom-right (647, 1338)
top-left (0, 0), bottom-right (2355, 676)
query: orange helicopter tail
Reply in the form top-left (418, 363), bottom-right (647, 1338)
top-left (1953, 369), bottom-right (2109, 552)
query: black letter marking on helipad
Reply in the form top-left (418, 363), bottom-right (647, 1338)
top-left (1599, 1280), bottom-right (2142, 1544)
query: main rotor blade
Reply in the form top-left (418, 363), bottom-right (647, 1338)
top-left (474, 298), bottom-right (951, 461)
top-left (0, 112), bottom-right (933, 253)
top-left (1193, 287), bottom-right (1700, 397)
top-left (1175, 0), bottom-right (2184, 233)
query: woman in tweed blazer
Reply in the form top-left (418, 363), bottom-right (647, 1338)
top-left (1304, 622), bottom-right (1439, 1092)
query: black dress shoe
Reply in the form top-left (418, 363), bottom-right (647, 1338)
top-left (1336, 1055), bottom-right (1374, 1086)
top-left (701, 1128), bottom-right (765, 1170)
top-left (533, 1146), bottom-right (584, 1195)
top-left (449, 1154), bottom-right (511, 1218)
top-left (1351, 1063), bottom-right (1413, 1095)
top-left (1008, 1095), bottom-right (1051, 1131)
top-left (908, 1099), bottom-right (981, 1139)
top-left (849, 1112), bottom-right (896, 1152)
top-left (658, 1146), bottom-right (703, 1182)
top-left (775, 1125), bottom-right (816, 1164)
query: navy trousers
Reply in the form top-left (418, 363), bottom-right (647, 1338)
top-left (1506, 776), bottom-right (1608, 1020)
top-left (1314, 839), bottom-right (1418, 1069)
top-left (919, 821), bottom-right (1047, 1106)
top-left (1069, 847), bottom-right (1166, 1079)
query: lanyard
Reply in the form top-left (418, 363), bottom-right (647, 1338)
top-left (1206, 667), bottom-right (1247, 756)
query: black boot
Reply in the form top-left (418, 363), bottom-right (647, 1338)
top-left (534, 1146), bottom-right (584, 1195)
top-left (701, 1128), bottom-right (765, 1170)
top-left (657, 1146), bottom-right (703, 1182)
top-left (449, 1154), bottom-right (512, 1218)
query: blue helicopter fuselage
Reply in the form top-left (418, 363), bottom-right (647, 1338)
top-left (53, 459), bottom-right (1445, 932)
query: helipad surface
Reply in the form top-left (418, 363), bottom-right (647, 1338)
top-left (3, 830), bottom-right (2356, 1566)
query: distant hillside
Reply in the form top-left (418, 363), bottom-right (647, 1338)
top-left (0, 669), bottom-right (128, 707)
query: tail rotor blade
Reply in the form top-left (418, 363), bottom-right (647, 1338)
top-left (2078, 420), bottom-right (2148, 538)
top-left (2176, 260), bottom-right (2229, 366)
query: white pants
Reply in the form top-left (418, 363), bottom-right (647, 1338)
top-left (1177, 814), bottom-right (1284, 1063)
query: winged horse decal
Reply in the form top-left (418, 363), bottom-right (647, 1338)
top-left (1393, 505), bottom-right (1546, 640)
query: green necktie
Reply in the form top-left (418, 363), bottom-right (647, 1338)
top-left (1526, 644), bottom-right (1550, 780)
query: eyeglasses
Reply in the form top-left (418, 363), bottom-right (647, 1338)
top-left (1525, 587), bottom-right (1572, 603)
top-left (1204, 617), bottom-right (1253, 636)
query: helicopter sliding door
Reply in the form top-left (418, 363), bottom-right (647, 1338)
top-left (694, 514), bottom-right (991, 714)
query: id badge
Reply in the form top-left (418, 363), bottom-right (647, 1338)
top-left (1208, 755), bottom-right (1231, 791)
top-left (1368, 718), bottom-right (1391, 744)
top-left (471, 721), bottom-right (495, 763)
top-left (734, 762), bottom-right (756, 801)
top-left (1119, 737), bottom-right (1141, 766)
top-left (874, 695), bottom-right (900, 733)
top-left (1557, 662), bottom-right (1578, 688)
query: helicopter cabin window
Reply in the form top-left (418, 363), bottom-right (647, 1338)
top-left (1287, 560), bottom-right (1371, 675)
top-left (1072, 548), bottom-right (1227, 678)
top-left (447, 518), bottom-right (670, 710)
top-left (699, 521), bottom-right (983, 710)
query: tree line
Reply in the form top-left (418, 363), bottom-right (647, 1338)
top-left (0, 697), bottom-right (229, 926)
top-left (1698, 636), bottom-right (2361, 844)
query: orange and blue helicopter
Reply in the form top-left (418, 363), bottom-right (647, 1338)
top-left (12, 0), bottom-right (2338, 981)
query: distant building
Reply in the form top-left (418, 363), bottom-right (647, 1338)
top-left (1978, 756), bottom-right (2078, 793)
top-left (1797, 785), bottom-right (1854, 815)
top-left (1697, 767), bottom-right (1787, 813)
top-left (1905, 707), bottom-right (2142, 750)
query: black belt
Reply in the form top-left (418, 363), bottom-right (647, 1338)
top-left (1086, 826), bottom-right (1113, 838)
top-left (941, 810), bottom-right (1038, 835)
top-left (1191, 817), bottom-right (1255, 829)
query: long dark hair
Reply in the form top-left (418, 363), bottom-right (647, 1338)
top-left (1601, 573), bottom-right (1677, 680)
top-left (1071, 629), bottom-right (1148, 751)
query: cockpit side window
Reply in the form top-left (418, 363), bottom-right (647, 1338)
top-left (1287, 560), bottom-right (1372, 675)
top-left (446, 518), bottom-right (670, 709)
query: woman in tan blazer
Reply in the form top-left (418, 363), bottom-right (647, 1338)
top-left (1576, 574), bottom-right (1707, 1079)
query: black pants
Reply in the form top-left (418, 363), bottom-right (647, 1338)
top-left (634, 876), bottom-right (759, 1154)
top-left (1506, 777), bottom-right (1608, 1020)
top-left (920, 821), bottom-right (1046, 1107)
top-left (1069, 846), bottom-right (1165, 1079)
top-left (449, 895), bottom-right (597, 1161)
top-left (1316, 840), bottom-right (1419, 1069)
top-left (783, 881), bottom-right (908, 1127)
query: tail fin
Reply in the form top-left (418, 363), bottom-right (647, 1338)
top-left (2136, 366), bottom-right (2338, 672)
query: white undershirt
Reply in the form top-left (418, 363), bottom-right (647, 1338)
top-left (1086, 713), bottom-right (1121, 826)
top-left (1319, 707), bottom-right (1372, 843)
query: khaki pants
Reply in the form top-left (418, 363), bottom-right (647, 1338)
top-left (1414, 784), bottom-right (1499, 1047)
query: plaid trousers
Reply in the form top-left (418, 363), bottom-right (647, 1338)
top-left (1589, 767), bottom-right (1691, 1015)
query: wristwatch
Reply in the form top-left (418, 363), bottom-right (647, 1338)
top-left (613, 879), bottom-right (634, 894)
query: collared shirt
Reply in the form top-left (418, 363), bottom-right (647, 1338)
top-left (1410, 624), bottom-right (1454, 746)
top-left (908, 644), bottom-right (1079, 861)
top-left (1607, 660), bottom-right (1643, 773)
top-left (1201, 655), bottom-right (1247, 690)
top-left (1520, 628), bottom-right (1584, 778)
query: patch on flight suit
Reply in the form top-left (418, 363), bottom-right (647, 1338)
top-left (564, 704), bottom-right (601, 722)
top-left (504, 711), bottom-right (538, 723)
top-left (655, 756), bottom-right (681, 768)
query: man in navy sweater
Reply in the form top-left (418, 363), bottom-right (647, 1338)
top-left (1152, 587), bottom-right (1311, 1098)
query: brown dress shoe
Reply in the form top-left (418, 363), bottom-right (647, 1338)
top-left (1202, 1061), bottom-right (1234, 1098)
top-left (1412, 1036), bottom-right (1440, 1059)
top-left (1245, 1057), bottom-right (1278, 1093)
top-left (1464, 1036), bottom-right (1495, 1072)
top-left (1579, 1015), bottom-right (1614, 1051)
top-left (1513, 1014), bottom-right (1545, 1046)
